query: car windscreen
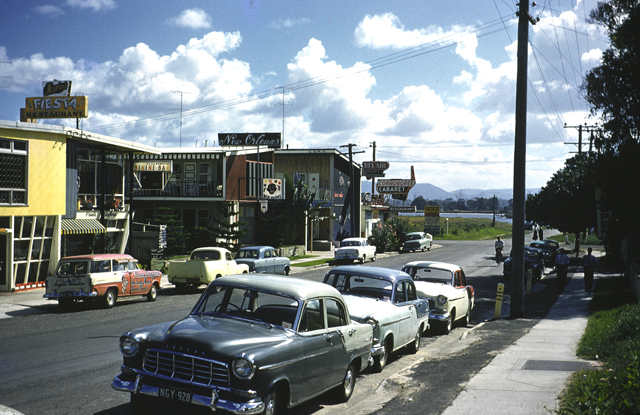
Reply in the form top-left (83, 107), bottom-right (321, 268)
top-left (406, 234), bottom-right (422, 240)
top-left (192, 285), bottom-right (301, 329)
top-left (56, 261), bottom-right (89, 275)
top-left (340, 240), bottom-right (361, 247)
top-left (191, 250), bottom-right (221, 260)
top-left (404, 267), bottom-right (452, 284)
top-left (324, 273), bottom-right (393, 301)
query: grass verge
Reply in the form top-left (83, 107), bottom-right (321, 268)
top-left (291, 258), bottom-right (334, 267)
top-left (557, 277), bottom-right (640, 415)
top-left (401, 216), bottom-right (513, 240)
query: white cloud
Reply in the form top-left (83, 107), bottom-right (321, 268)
top-left (34, 5), bottom-right (65, 18)
top-left (269, 17), bottom-right (310, 30)
top-left (168, 8), bottom-right (212, 29)
top-left (65, 0), bottom-right (115, 12)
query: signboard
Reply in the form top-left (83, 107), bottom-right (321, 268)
top-left (424, 206), bottom-right (440, 235)
top-left (362, 161), bottom-right (389, 179)
top-left (376, 179), bottom-right (416, 194)
top-left (133, 161), bottom-right (173, 190)
top-left (24, 96), bottom-right (88, 119)
top-left (390, 206), bottom-right (417, 213)
top-left (260, 201), bottom-right (268, 213)
top-left (42, 80), bottom-right (72, 97)
top-left (133, 162), bottom-right (172, 172)
top-left (596, 204), bottom-right (611, 238)
top-left (262, 178), bottom-right (284, 199)
top-left (218, 133), bottom-right (281, 148)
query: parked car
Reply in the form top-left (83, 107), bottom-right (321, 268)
top-left (112, 274), bottom-right (373, 415)
top-left (402, 261), bottom-right (474, 335)
top-left (334, 237), bottom-right (377, 263)
top-left (530, 240), bottom-right (558, 266)
top-left (44, 254), bottom-right (162, 308)
top-left (323, 266), bottom-right (430, 372)
top-left (525, 221), bottom-right (534, 230)
top-left (503, 246), bottom-right (545, 281)
top-left (234, 246), bottom-right (291, 275)
top-left (400, 232), bottom-right (432, 253)
top-left (166, 247), bottom-right (249, 289)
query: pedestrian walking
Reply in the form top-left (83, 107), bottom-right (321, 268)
top-left (538, 227), bottom-right (544, 240)
top-left (532, 226), bottom-right (538, 241)
top-left (555, 248), bottom-right (570, 294)
top-left (582, 247), bottom-right (598, 292)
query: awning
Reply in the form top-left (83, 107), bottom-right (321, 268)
top-left (61, 219), bottom-right (106, 235)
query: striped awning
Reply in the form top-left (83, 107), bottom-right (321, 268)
top-left (61, 219), bottom-right (106, 235)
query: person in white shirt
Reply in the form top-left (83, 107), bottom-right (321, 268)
top-left (495, 236), bottom-right (505, 264)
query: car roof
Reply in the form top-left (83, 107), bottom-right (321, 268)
top-left (406, 232), bottom-right (424, 235)
top-left (326, 265), bottom-right (411, 283)
top-left (402, 261), bottom-right (460, 273)
top-left (214, 274), bottom-right (342, 300)
top-left (238, 246), bottom-right (273, 252)
top-left (341, 237), bottom-right (365, 242)
top-left (60, 254), bottom-right (135, 261)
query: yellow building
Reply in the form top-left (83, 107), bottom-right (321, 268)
top-left (0, 121), bottom-right (159, 292)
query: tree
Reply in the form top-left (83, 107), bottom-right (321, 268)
top-left (582, 0), bottom-right (640, 267)
top-left (411, 195), bottom-right (428, 211)
top-left (525, 154), bottom-right (598, 252)
top-left (209, 202), bottom-right (250, 252)
top-left (583, 0), bottom-right (640, 152)
top-left (154, 207), bottom-right (189, 257)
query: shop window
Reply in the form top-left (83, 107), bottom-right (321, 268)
top-left (0, 137), bottom-right (28, 206)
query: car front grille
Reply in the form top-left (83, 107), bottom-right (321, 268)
top-left (144, 348), bottom-right (229, 387)
top-left (427, 298), bottom-right (435, 309)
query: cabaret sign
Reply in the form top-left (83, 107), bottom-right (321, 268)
top-left (376, 179), bottom-right (416, 194)
top-left (218, 133), bottom-right (282, 148)
top-left (24, 96), bottom-right (88, 119)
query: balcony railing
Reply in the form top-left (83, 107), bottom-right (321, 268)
top-left (132, 179), bottom-right (223, 198)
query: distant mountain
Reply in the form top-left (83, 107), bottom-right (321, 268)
top-left (361, 181), bottom-right (539, 201)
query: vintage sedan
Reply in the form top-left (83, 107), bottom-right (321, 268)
top-left (112, 274), bottom-right (372, 415)
top-left (334, 237), bottom-right (377, 263)
top-left (530, 239), bottom-right (559, 266)
top-left (503, 246), bottom-right (545, 281)
top-left (400, 232), bottom-right (432, 253)
top-left (323, 266), bottom-right (430, 372)
top-left (235, 246), bottom-right (291, 275)
top-left (402, 261), bottom-right (474, 335)
top-left (44, 254), bottom-right (162, 308)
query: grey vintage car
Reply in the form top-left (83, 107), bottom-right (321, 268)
top-left (235, 246), bottom-right (291, 275)
top-left (112, 274), bottom-right (372, 415)
top-left (323, 266), bottom-right (430, 372)
top-left (400, 232), bottom-right (432, 253)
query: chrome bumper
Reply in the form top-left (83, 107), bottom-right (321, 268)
top-left (112, 374), bottom-right (264, 415)
top-left (43, 291), bottom-right (97, 299)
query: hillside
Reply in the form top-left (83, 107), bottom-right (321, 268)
top-left (361, 181), bottom-right (539, 201)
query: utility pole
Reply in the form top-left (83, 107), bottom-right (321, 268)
top-left (564, 124), bottom-right (600, 154)
top-left (511, 1), bottom-right (538, 319)
top-left (340, 144), bottom-right (365, 237)
top-left (172, 91), bottom-right (189, 147)
top-left (370, 141), bottom-right (377, 195)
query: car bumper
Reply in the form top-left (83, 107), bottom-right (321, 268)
top-left (429, 311), bottom-right (451, 323)
top-left (112, 373), bottom-right (264, 415)
top-left (334, 255), bottom-right (360, 261)
top-left (43, 291), bottom-right (97, 299)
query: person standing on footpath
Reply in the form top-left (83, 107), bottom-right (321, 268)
top-left (555, 248), bottom-right (570, 294)
top-left (582, 248), bottom-right (598, 292)
top-left (538, 227), bottom-right (544, 241)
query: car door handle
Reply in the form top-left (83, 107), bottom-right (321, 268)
top-left (325, 334), bottom-right (335, 342)
top-left (349, 328), bottom-right (356, 336)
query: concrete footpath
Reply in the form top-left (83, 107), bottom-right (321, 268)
top-left (442, 272), bottom-right (595, 415)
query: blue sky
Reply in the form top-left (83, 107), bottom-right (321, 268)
top-left (0, 0), bottom-right (609, 192)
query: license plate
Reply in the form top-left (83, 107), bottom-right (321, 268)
top-left (158, 386), bottom-right (192, 403)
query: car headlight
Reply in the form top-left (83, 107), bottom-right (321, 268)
top-left (365, 317), bottom-right (379, 331)
top-left (119, 335), bottom-right (140, 357)
top-left (233, 355), bottom-right (255, 379)
top-left (437, 295), bottom-right (448, 306)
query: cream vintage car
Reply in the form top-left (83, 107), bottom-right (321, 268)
top-left (323, 266), bottom-right (430, 372)
top-left (402, 261), bottom-right (474, 335)
top-left (334, 237), bottom-right (377, 263)
top-left (400, 232), bottom-right (432, 253)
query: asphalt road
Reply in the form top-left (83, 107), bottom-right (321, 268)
top-left (0, 238), bottom-right (561, 415)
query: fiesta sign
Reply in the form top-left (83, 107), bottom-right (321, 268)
top-left (24, 96), bottom-right (88, 119)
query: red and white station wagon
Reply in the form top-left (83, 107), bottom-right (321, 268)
top-left (44, 254), bottom-right (163, 308)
